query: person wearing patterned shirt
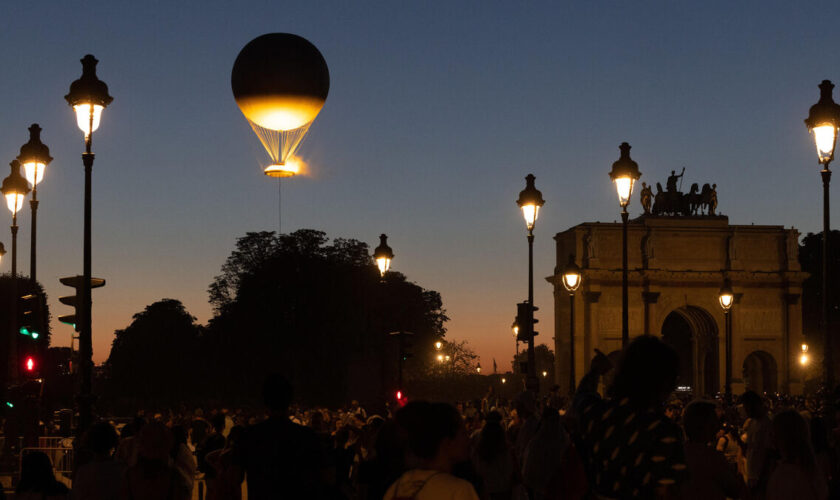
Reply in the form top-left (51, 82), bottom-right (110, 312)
top-left (574, 336), bottom-right (688, 499)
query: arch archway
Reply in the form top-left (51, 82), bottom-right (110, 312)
top-left (743, 351), bottom-right (778, 393)
top-left (661, 306), bottom-right (719, 396)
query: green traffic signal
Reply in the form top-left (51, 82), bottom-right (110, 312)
top-left (4, 402), bottom-right (13, 408)
top-left (18, 327), bottom-right (40, 339)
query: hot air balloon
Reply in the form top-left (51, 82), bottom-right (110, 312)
top-left (232, 33), bottom-right (330, 177)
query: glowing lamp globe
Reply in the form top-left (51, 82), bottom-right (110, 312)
top-left (719, 283), bottom-right (734, 312)
top-left (562, 255), bottom-right (582, 293)
top-left (17, 124), bottom-right (52, 187)
top-left (516, 174), bottom-right (545, 231)
top-left (373, 234), bottom-right (394, 277)
top-left (609, 142), bottom-right (642, 209)
top-left (65, 55), bottom-right (113, 137)
top-left (805, 80), bottom-right (840, 165)
top-left (1, 161), bottom-right (31, 215)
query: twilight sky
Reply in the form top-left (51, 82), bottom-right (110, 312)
top-left (0, 1), bottom-right (838, 366)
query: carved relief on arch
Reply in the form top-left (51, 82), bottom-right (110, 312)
top-left (641, 227), bottom-right (655, 269)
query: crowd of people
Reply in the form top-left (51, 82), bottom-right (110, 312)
top-left (4, 335), bottom-right (840, 499)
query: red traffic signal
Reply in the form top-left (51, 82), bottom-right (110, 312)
top-left (24, 356), bottom-right (36, 373)
top-left (395, 390), bottom-right (407, 407)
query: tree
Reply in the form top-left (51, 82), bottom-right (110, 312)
top-left (0, 276), bottom-right (51, 396)
top-left (204, 230), bottom-right (448, 406)
top-left (799, 230), bottom-right (840, 383)
top-left (513, 343), bottom-right (555, 381)
top-left (427, 339), bottom-right (479, 377)
top-left (104, 299), bottom-right (202, 405)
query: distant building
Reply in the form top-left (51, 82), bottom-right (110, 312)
top-left (549, 215), bottom-right (807, 396)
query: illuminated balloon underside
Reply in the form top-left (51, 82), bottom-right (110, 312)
top-left (231, 33), bottom-right (329, 177)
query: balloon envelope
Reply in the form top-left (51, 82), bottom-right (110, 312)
top-left (232, 33), bottom-right (330, 131)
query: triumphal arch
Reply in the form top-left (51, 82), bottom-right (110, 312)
top-left (549, 172), bottom-right (808, 396)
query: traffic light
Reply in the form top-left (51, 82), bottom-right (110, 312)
top-left (21, 355), bottom-right (38, 378)
top-left (400, 337), bottom-right (413, 361)
top-left (516, 302), bottom-right (528, 341)
top-left (59, 275), bottom-right (106, 331)
top-left (395, 390), bottom-right (407, 407)
top-left (515, 301), bottom-right (539, 341)
top-left (19, 292), bottom-right (45, 339)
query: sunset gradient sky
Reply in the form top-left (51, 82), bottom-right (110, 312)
top-left (0, 1), bottom-right (838, 366)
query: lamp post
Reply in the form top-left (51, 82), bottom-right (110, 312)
top-left (373, 234), bottom-right (394, 278)
top-left (805, 80), bottom-right (840, 390)
top-left (17, 124), bottom-right (52, 283)
top-left (719, 281), bottom-right (734, 402)
top-left (562, 255), bottom-right (582, 394)
top-left (1, 160), bottom-right (31, 381)
top-left (65, 54), bottom-right (113, 436)
top-left (516, 174), bottom-right (545, 393)
top-left (609, 142), bottom-right (641, 348)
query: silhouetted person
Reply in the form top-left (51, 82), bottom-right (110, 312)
top-left (740, 390), bottom-right (772, 493)
top-left (522, 406), bottom-right (568, 500)
top-left (679, 400), bottom-right (745, 500)
top-left (170, 425), bottom-right (197, 495)
top-left (205, 426), bottom-right (245, 500)
top-left (119, 422), bottom-right (190, 500)
top-left (356, 420), bottom-right (405, 500)
top-left (767, 409), bottom-right (828, 500)
top-left (231, 374), bottom-right (328, 499)
top-left (198, 413), bottom-right (227, 497)
top-left (575, 336), bottom-right (688, 499)
top-left (16, 451), bottom-right (70, 500)
top-left (115, 416), bottom-right (146, 467)
top-left (385, 401), bottom-right (478, 500)
top-left (471, 411), bottom-right (518, 500)
top-left (72, 421), bottom-right (125, 500)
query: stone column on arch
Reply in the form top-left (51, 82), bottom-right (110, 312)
top-left (583, 290), bottom-right (601, 373)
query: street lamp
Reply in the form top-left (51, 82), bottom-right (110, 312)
top-left (65, 54), bottom-right (113, 437)
top-left (373, 234), bottom-right (394, 278)
top-left (516, 173), bottom-right (545, 393)
top-left (512, 319), bottom-right (520, 357)
top-left (800, 344), bottom-right (810, 366)
top-left (805, 80), bottom-right (840, 389)
top-left (2, 161), bottom-right (31, 279)
top-left (562, 255), bottom-right (582, 394)
top-left (434, 341), bottom-right (443, 350)
top-left (2, 160), bottom-right (30, 382)
top-left (609, 142), bottom-right (641, 348)
top-left (17, 124), bottom-right (52, 283)
top-left (476, 363), bottom-right (482, 374)
top-left (719, 281), bottom-right (734, 401)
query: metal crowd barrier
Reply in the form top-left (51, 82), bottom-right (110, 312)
top-left (19, 446), bottom-right (74, 487)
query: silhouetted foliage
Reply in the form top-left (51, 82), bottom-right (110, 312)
top-left (104, 299), bottom-right (201, 405)
top-left (799, 231), bottom-right (840, 380)
top-left (103, 230), bottom-right (448, 408)
top-left (205, 230), bottom-right (448, 406)
top-left (513, 343), bottom-right (554, 379)
top-left (0, 276), bottom-right (51, 393)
